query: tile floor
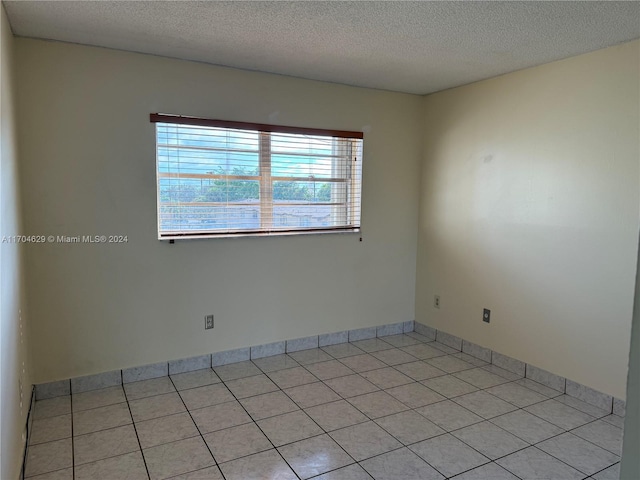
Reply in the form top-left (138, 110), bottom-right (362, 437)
top-left (24, 333), bottom-right (625, 480)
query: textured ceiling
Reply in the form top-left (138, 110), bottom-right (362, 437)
top-left (4, 1), bottom-right (640, 95)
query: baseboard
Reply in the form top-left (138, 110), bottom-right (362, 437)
top-left (31, 318), bottom-right (625, 418)
top-left (414, 321), bottom-right (625, 415)
top-left (34, 320), bottom-right (414, 399)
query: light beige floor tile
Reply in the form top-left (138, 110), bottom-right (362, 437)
top-left (400, 344), bottom-right (447, 360)
top-left (451, 352), bottom-right (489, 367)
top-left (278, 434), bottom-right (353, 479)
top-left (129, 392), bottom-right (186, 422)
top-left (405, 332), bottom-right (436, 343)
top-left (267, 366), bottom-right (318, 389)
top-left (72, 386), bottom-right (126, 412)
top-left (33, 397), bottom-right (71, 420)
top-left (136, 411), bottom-right (200, 449)
top-left (74, 451), bottom-right (148, 480)
top-left (554, 394), bottom-right (611, 418)
top-left (285, 381), bottom-right (341, 408)
top-left (421, 375), bottom-right (478, 398)
top-left (26, 467), bottom-right (73, 480)
top-left (321, 343), bottom-right (365, 359)
top-left (339, 354), bottom-right (387, 373)
top-left (361, 447), bottom-right (444, 480)
top-left (380, 334), bottom-right (422, 348)
top-left (370, 349), bottom-right (418, 366)
top-left (485, 382), bottom-right (548, 408)
top-left (252, 354), bottom-right (299, 373)
top-left (225, 374), bottom-right (279, 399)
top-left (525, 399), bottom-right (595, 430)
top-left (394, 361), bottom-right (446, 381)
top-left (166, 465), bottom-right (224, 479)
top-left (29, 414), bottom-right (72, 445)
top-left (213, 361), bottom-right (261, 381)
top-left (416, 400), bottom-right (483, 431)
top-left (179, 383), bottom-right (234, 411)
top-left (360, 367), bottom-right (413, 389)
top-left (324, 374), bottom-right (379, 398)
top-left (240, 390), bottom-right (299, 420)
top-left (385, 382), bottom-right (445, 408)
top-left (496, 446), bottom-right (584, 480)
top-left (350, 338), bottom-right (393, 353)
top-left (454, 368), bottom-right (511, 389)
top-left (593, 463), bottom-right (621, 480)
top-left (426, 355), bottom-right (474, 374)
top-left (313, 464), bottom-right (372, 480)
top-left (305, 400), bottom-right (368, 432)
top-left (451, 421), bottom-right (529, 460)
top-left (171, 369), bottom-right (220, 391)
top-left (73, 424), bottom-right (140, 465)
top-left (572, 419), bottom-right (624, 455)
top-left (513, 378), bottom-right (564, 398)
top-left (219, 449), bottom-right (297, 480)
top-left (329, 421), bottom-right (402, 461)
top-left (288, 348), bottom-right (333, 365)
top-left (447, 462), bottom-right (518, 480)
top-left (537, 432), bottom-right (619, 476)
top-left (190, 401), bottom-right (252, 434)
top-left (432, 342), bottom-right (459, 354)
top-left (375, 410), bottom-right (445, 445)
top-left (257, 410), bottom-right (323, 446)
top-left (144, 436), bottom-right (215, 480)
top-left (73, 402), bottom-right (132, 435)
top-left (452, 391), bottom-right (518, 419)
top-left (203, 423), bottom-right (272, 463)
top-left (347, 391), bottom-right (409, 419)
top-left (410, 433), bottom-right (489, 478)
top-left (25, 438), bottom-right (72, 477)
top-left (124, 377), bottom-right (175, 401)
top-left (304, 360), bottom-right (354, 380)
top-left (491, 409), bottom-right (563, 444)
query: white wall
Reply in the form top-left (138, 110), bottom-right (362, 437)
top-left (416, 40), bottom-right (639, 399)
top-left (15, 39), bottom-right (423, 383)
top-left (0, 5), bottom-right (30, 479)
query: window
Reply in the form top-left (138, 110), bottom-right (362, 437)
top-left (151, 114), bottom-right (363, 239)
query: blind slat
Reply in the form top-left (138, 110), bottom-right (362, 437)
top-left (154, 117), bottom-right (363, 239)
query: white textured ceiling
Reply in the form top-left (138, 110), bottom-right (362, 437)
top-left (4, 1), bottom-right (640, 95)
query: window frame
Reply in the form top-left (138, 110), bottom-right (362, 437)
top-left (151, 113), bottom-right (364, 240)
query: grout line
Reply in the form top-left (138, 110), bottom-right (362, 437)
top-left (121, 384), bottom-right (152, 480)
top-left (215, 370), bottom-right (307, 479)
top-left (69, 391), bottom-right (75, 480)
top-left (167, 375), bottom-right (228, 480)
top-left (20, 386), bottom-right (36, 480)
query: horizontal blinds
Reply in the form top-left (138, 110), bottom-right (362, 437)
top-left (152, 114), bottom-right (363, 238)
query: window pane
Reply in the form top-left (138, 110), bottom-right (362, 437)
top-left (159, 204), bottom-right (261, 232)
top-left (157, 123), bottom-right (260, 174)
top-left (159, 179), bottom-right (260, 233)
top-left (155, 118), bottom-right (362, 238)
top-left (272, 205), bottom-right (340, 229)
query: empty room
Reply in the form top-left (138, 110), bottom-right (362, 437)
top-left (1, 1), bottom-right (639, 480)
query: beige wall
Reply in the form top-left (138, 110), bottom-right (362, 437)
top-left (16, 39), bottom-right (423, 383)
top-left (416, 40), bottom-right (639, 399)
top-left (0, 5), bottom-right (30, 479)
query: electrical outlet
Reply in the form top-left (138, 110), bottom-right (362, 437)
top-left (205, 314), bottom-right (214, 329)
top-left (483, 308), bottom-right (491, 323)
top-left (434, 295), bottom-right (441, 309)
